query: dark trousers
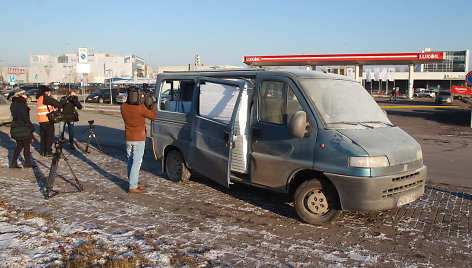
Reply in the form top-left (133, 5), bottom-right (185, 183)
top-left (12, 139), bottom-right (32, 166)
top-left (39, 122), bottom-right (55, 155)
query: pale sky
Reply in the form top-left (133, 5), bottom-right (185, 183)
top-left (1, 0), bottom-right (470, 69)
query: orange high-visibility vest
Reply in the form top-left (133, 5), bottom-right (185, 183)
top-left (37, 95), bottom-right (56, 123)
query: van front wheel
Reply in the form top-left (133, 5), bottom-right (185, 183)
top-left (165, 150), bottom-right (191, 183)
top-left (294, 179), bottom-right (341, 224)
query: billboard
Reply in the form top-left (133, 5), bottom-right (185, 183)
top-left (450, 85), bottom-right (472, 95)
top-left (76, 63), bottom-right (90, 74)
top-left (78, 48), bottom-right (88, 63)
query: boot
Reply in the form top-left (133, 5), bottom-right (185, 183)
top-left (9, 161), bottom-right (21, 169)
top-left (24, 152), bottom-right (36, 168)
top-left (24, 162), bottom-right (37, 168)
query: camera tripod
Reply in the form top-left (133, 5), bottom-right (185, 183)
top-left (45, 140), bottom-right (83, 199)
top-left (81, 120), bottom-right (103, 154)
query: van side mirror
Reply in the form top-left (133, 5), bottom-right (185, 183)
top-left (290, 111), bottom-right (307, 138)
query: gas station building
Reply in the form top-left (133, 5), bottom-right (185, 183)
top-left (243, 49), bottom-right (470, 98)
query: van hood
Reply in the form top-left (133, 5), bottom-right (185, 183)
top-left (337, 127), bottom-right (420, 165)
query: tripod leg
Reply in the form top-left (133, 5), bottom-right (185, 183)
top-left (92, 134), bottom-right (103, 153)
top-left (85, 132), bottom-right (93, 153)
top-left (45, 152), bottom-right (60, 198)
top-left (61, 153), bottom-right (83, 191)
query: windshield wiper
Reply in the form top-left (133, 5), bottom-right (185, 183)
top-left (359, 121), bottom-right (395, 127)
top-left (326, 121), bottom-right (374, 129)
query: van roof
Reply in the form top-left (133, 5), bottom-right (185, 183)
top-left (160, 68), bottom-right (355, 81)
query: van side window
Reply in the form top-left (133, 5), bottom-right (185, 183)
top-left (199, 81), bottom-right (240, 124)
top-left (259, 81), bottom-right (285, 124)
top-left (159, 80), bottom-right (195, 113)
top-left (286, 88), bottom-right (305, 127)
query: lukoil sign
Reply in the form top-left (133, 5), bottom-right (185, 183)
top-left (451, 85), bottom-right (472, 95)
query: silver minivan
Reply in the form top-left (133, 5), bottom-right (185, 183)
top-left (150, 69), bottom-right (426, 224)
top-left (0, 95), bottom-right (12, 125)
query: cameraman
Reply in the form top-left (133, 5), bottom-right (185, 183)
top-left (120, 86), bottom-right (156, 194)
top-left (59, 89), bottom-right (82, 150)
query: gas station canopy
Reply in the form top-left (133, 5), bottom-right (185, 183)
top-left (243, 52), bottom-right (446, 66)
top-left (243, 52), bottom-right (447, 99)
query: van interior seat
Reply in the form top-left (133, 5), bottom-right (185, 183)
top-left (164, 101), bottom-right (192, 113)
top-left (286, 99), bottom-right (302, 123)
top-left (261, 98), bottom-right (283, 123)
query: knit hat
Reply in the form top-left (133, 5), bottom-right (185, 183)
top-left (39, 85), bottom-right (51, 93)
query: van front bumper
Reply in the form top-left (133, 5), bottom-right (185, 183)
top-left (324, 165), bottom-right (426, 211)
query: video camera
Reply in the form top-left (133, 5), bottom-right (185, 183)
top-left (116, 84), bottom-right (156, 110)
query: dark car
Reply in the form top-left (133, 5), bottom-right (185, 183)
top-left (435, 90), bottom-right (453, 104)
top-left (1, 88), bottom-right (18, 98)
top-left (85, 88), bottom-right (119, 103)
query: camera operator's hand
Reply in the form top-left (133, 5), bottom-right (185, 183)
top-left (144, 91), bottom-right (156, 110)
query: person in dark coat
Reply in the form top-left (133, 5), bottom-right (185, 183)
top-left (36, 85), bottom-right (61, 157)
top-left (59, 89), bottom-right (82, 150)
top-left (8, 90), bottom-right (36, 168)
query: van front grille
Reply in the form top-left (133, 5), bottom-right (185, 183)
top-left (391, 172), bottom-right (419, 182)
top-left (382, 179), bottom-right (424, 198)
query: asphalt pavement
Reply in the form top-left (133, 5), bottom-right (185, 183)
top-left (0, 97), bottom-right (470, 266)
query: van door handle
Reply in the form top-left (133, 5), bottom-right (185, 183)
top-left (253, 127), bottom-right (261, 139)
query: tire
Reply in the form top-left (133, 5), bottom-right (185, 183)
top-left (165, 150), bottom-right (191, 183)
top-left (98, 98), bottom-right (104, 104)
top-left (293, 179), bottom-right (341, 224)
top-left (27, 97), bottom-right (32, 103)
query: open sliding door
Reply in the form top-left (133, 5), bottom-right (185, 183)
top-left (189, 78), bottom-right (246, 188)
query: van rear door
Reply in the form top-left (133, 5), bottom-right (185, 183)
top-left (189, 78), bottom-right (246, 188)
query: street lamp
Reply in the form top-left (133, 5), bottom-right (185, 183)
top-left (148, 54), bottom-right (155, 78)
top-left (106, 69), bottom-right (114, 104)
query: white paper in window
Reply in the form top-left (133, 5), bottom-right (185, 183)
top-left (199, 82), bottom-right (239, 124)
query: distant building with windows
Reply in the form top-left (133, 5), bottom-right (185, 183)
top-left (27, 51), bottom-right (147, 84)
top-left (420, 49), bottom-right (469, 72)
top-left (0, 49), bottom-right (149, 84)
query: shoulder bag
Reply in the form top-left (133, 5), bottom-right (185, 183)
top-left (10, 121), bottom-right (30, 140)
top-left (46, 106), bottom-right (63, 123)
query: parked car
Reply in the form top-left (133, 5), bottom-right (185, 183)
top-left (435, 90), bottom-right (453, 104)
top-left (0, 95), bottom-right (12, 125)
top-left (414, 90), bottom-right (436, 98)
top-left (151, 69), bottom-right (426, 225)
top-left (25, 88), bottom-right (41, 102)
top-left (85, 88), bottom-right (119, 103)
top-left (158, 89), bottom-right (172, 109)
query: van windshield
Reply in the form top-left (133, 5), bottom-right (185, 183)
top-left (299, 78), bottom-right (392, 129)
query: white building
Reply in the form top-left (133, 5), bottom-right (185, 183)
top-left (1, 49), bottom-right (149, 84)
top-left (156, 64), bottom-right (242, 74)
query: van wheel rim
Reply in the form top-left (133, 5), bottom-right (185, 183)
top-left (168, 155), bottom-right (182, 177)
top-left (304, 190), bottom-right (329, 215)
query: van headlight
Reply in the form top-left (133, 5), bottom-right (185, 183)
top-left (349, 156), bottom-right (389, 168)
top-left (416, 149), bottom-right (423, 160)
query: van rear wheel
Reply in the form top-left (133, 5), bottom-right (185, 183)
top-left (294, 179), bottom-right (341, 224)
top-left (165, 150), bottom-right (191, 183)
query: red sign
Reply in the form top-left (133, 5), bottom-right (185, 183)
top-left (451, 85), bottom-right (472, 95)
top-left (243, 52), bottom-right (446, 66)
top-left (418, 52), bottom-right (445, 60)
